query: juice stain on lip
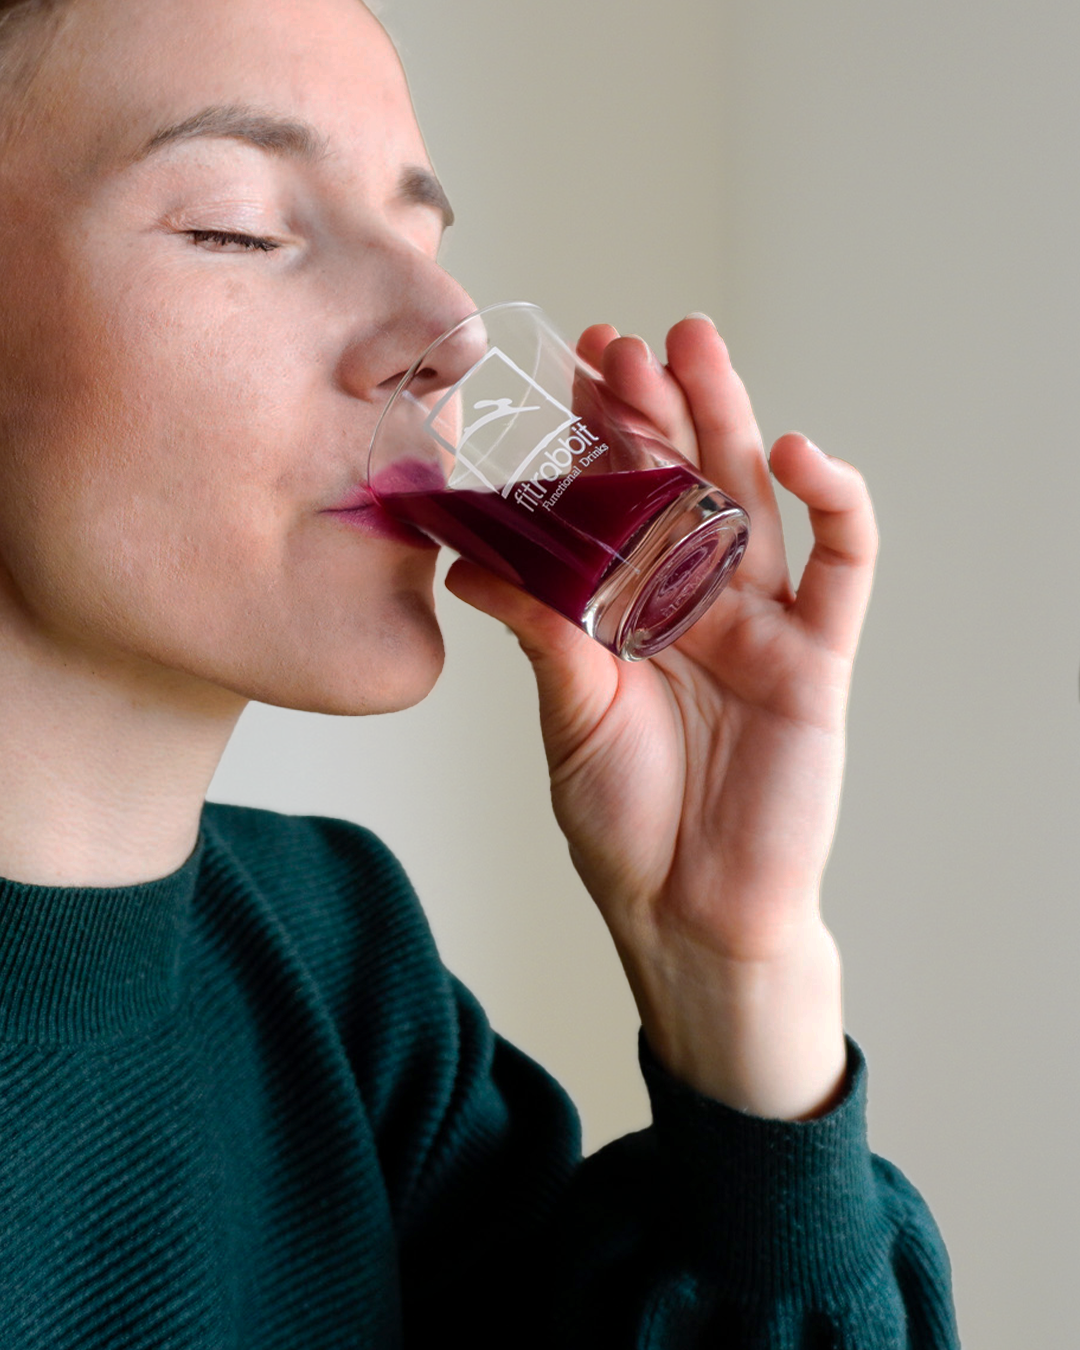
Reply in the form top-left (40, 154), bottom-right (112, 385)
top-left (327, 498), bottom-right (438, 548)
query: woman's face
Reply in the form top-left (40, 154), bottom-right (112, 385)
top-left (0, 0), bottom-right (474, 714)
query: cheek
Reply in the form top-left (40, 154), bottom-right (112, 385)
top-left (0, 272), bottom-right (300, 623)
top-left (0, 236), bottom-right (448, 710)
top-left (42, 267), bottom-right (309, 514)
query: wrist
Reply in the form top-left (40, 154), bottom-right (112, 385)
top-left (629, 918), bottom-right (846, 1120)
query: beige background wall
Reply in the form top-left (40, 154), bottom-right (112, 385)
top-left (210, 2), bottom-right (1080, 1341)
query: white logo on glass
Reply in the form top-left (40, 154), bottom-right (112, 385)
top-left (424, 347), bottom-right (577, 494)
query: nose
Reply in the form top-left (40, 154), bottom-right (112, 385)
top-left (335, 244), bottom-right (485, 405)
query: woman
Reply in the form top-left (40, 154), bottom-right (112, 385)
top-left (0, 0), bottom-right (957, 1343)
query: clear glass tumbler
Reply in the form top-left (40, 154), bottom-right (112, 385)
top-left (368, 302), bottom-right (749, 660)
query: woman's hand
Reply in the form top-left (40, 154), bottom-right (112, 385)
top-left (445, 315), bottom-right (877, 1120)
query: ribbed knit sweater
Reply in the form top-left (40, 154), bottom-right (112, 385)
top-left (0, 803), bottom-right (958, 1347)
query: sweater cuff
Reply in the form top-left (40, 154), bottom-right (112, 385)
top-left (640, 1034), bottom-right (891, 1303)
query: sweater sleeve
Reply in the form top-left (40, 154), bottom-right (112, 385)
top-left (393, 977), bottom-right (958, 1349)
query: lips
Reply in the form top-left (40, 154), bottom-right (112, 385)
top-left (325, 482), bottom-right (378, 513)
top-left (322, 484), bottom-right (437, 548)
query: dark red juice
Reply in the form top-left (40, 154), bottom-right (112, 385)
top-left (386, 463), bottom-right (704, 624)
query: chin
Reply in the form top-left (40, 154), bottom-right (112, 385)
top-left (239, 604), bottom-right (447, 717)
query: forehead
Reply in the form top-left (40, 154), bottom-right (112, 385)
top-left (12, 0), bottom-right (426, 184)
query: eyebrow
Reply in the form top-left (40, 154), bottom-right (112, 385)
top-left (133, 104), bottom-right (454, 229)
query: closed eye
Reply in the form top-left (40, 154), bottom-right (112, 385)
top-left (188, 229), bottom-right (279, 252)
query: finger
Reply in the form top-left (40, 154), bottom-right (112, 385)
top-left (578, 326), bottom-right (699, 459)
top-left (598, 335), bottom-right (698, 461)
top-left (664, 316), bottom-right (789, 594)
top-left (768, 433), bottom-right (878, 655)
top-left (576, 323), bottom-right (620, 371)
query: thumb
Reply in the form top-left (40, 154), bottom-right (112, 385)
top-left (444, 558), bottom-right (621, 757)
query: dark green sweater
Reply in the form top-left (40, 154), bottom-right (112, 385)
top-left (0, 803), bottom-right (957, 1347)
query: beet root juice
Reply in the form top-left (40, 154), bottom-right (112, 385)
top-left (382, 461), bottom-right (750, 659)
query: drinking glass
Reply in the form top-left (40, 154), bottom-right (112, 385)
top-left (368, 302), bottom-right (749, 660)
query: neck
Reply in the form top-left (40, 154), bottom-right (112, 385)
top-left (0, 630), bottom-right (245, 888)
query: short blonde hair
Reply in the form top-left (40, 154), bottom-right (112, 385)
top-left (0, 1), bottom-right (69, 108)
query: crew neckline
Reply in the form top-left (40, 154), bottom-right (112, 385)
top-left (0, 836), bottom-right (204, 1043)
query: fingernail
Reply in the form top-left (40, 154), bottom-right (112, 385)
top-left (805, 438), bottom-right (834, 461)
top-left (628, 334), bottom-right (663, 372)
top-left (684, 311), bottom-right (716, 327)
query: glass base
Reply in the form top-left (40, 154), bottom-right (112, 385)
top-left (582, 485), bottom-right (749, 660)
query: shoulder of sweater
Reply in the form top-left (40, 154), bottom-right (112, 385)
top-left (201, 800), bottom-right (395, 871)
top-left (198, 801), bottom-right (443, 992)
top-left (196, 804), bottom-right (483, 1153)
